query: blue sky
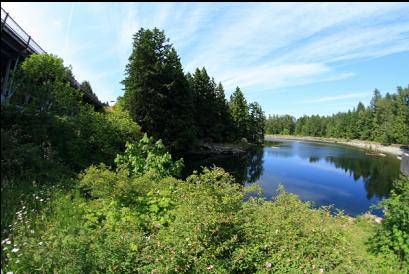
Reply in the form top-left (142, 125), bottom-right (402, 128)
top-left (3, 2), bottom-right (409, 117)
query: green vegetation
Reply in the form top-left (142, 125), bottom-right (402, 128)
top-left (187, 68), bottom-right (234, 143)
top-left (2, 134), bottom-right (408, 273)
top-left (265, 86), bottom-right (409, 145)
top-left (122, 28), bottom-right (196, 152)
top-left (1, 29), bottom-right (408, 274)
top-left (369, 175), bottom-right (409, 268)
top-left (265, 114), bottom-right (296, 136)
top-left (1, 53), bottom-right (142, 233)
top-left (122, 28), bottom-right (266, 152)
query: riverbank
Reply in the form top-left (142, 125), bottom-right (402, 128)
top-left (265, 134), bottom-right (408, 157)
top-left (185, 141), bottom-right (259, 158)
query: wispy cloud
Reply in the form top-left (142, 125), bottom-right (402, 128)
top-left (296, 92), bottom-right (370, 104)
top-left (175, 3), bottom-right (409, 99)
top-left (221, 63), bottom-right (331, 91)
top-left (1, 2), bottom-right (408, 109)
top-left (63, 3), bottom-right (75, 53)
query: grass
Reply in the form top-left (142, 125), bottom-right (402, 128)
top-left (342, 216), bottom-right (405, 273)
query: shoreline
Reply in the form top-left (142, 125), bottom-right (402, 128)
top-left (265, 134), bottom-right (408, 157)
top-left (185, 142), bottom-right (260, 158)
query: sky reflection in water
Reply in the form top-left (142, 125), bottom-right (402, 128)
top-left (183, 140), bottom-right (401, 216)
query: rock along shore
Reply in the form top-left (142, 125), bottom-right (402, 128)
top-left (186, 142), bottom-right (248, 157)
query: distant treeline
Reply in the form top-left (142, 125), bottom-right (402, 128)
top-left (265, 86), bottom-right (409, 145)
top-left (121, 28), bottom-right (265, 152)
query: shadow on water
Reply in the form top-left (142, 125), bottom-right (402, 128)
top-left (182, 147), bottom-right (264, 185)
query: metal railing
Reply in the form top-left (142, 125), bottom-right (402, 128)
top-left (1, 7), bottom-right (46, 54)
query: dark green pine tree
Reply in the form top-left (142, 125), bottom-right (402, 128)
top-left (122, 28), bottom-right (196, 152)
top-left (248, 102), bottom-right (266, 144)
top-left (215, 82), bottom-right (235, 142)
top-left (80, 81), bottom-right (93, 95)
top-left (229, 87), bottom-right (249, 141)
top-left (355, 102), bottom-right (370, 140)
top-left (393, 86), bottom-right (409, 144)
top-left (188, 67), bottom-right (219, 141)
top-left (287, 86), bottom-right (408, 145)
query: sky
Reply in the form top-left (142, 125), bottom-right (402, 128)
top-left (2, 2), bottom-right (409, 117)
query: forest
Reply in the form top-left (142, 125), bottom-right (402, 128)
top-left (122, 28), bottom-right (266, 153)
top-left (1, 27), bottom-right (408, 273)
top-left (265, 87), bottom-right (409, 145)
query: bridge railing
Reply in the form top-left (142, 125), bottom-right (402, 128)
top-left (1, 7), bottom-right (46, 54)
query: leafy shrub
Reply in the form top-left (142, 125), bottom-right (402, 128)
top-left (2, 164), bottom-right (372, 273)
top-left (115, 133), bottom-right (183, 179)
top-left (9, 53), bottom-right (82, 116)
top-left (2, 131), bottom-right (406, 273)
top-left (370, 175), bottom-right (409, 269)
top-left (62, 105), bottom-right (142, 170)
top-left (1, 54), bottom-right (142, 235)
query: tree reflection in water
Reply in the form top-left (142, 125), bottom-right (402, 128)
top-left (183, 140), bottom-right (401, 202)
top-left (324, 155), bottom-right (400, 199)
top-left (182, 147), bottom-right (265, 185)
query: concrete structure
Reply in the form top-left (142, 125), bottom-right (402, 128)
top-left (1, 7), bottom-right (103, 109)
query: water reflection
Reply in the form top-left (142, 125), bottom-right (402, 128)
top-left (324, 155), bottom-right (400, 199)
top-left (183, 148), bottom-right (264, 184)
top-left (183, 140), bottom-right (401, 216)
top-left (247, 148), bottom-right (264, 183)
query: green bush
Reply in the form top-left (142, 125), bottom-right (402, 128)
top-left (9, 53), bottom-right (82, 116)
top-left (2, 167), bottom-right (370, 273)
top-left (1, 54), bottom-right (142, 236)
top-left (115, 133), bottom-right (183, 179)
top-left (2, 136), bottom-right (385, 273)
top-left (369, 175), bottom-right (409, 269)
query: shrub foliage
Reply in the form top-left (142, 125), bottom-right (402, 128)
top-left (3, 135), bottom-right (407, 273)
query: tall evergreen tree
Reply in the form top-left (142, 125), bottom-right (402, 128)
top-left (188, 67), bottom-right (219, 141)
top-left (229, 87), bottom-right (249, 140)
top-left (215, 82), bottom-right (235, 142)
top-left (248, 102), bottom-right (266, 144)
top-left (272, 86), bottom-right (408, 145)
top-left (122, 28), bottom-right (196, 152)
top-left (80, 81), bottom-right (93, 96)
top-left (393, 86), bottom-right (409, 144)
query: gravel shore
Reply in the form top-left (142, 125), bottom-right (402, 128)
top-left (265, 135), bottom-right (408, 157)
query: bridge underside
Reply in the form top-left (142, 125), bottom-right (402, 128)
top-left (1, 26), bottom-right (30, 102)
top-left (1, 9), bottom-right (103, 110)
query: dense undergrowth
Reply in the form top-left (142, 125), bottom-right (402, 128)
top-left (1, 53), bottom-right (408, 273)
top-left (2, 133), bottom-right (408, 273)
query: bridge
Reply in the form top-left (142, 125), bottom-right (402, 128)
top-left (1, 7), bottom-right (103, 110)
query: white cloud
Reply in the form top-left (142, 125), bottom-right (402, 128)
top-left (63, 3), bottom-right (75, 53)
top-left (221, 63), bottom-right (331, 91)
top-left (296, 92), bottom-right (370, 104)
top-left (2, 2), bottom-right (122, 103)
top-left (179, 2), bottom-right (409, 95)
top-left (2, 2), bottom-right (408, 105)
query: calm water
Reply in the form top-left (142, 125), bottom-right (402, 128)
top-left (183, 140), bottom-right (401, 216)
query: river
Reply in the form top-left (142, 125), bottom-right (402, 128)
top-left (183, 139), bottom-right (401, 216)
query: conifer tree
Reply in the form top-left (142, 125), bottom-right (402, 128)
top-left (229, 87), bottom-right (249, 140)
top-left (215, 82), bottom-right (235, 141)
top-left (248, 102), bottom-right (266, 144)
top-left (122, 28), bottom-right (196, 152)
top-left (188, 67), bottom-right (218, 141)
